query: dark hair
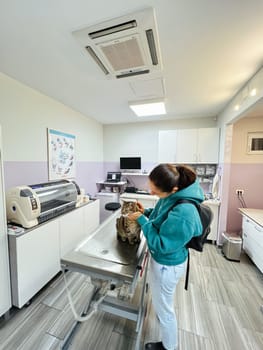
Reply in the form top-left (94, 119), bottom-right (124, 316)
top-left (149, 163), bottom-right (196, 192)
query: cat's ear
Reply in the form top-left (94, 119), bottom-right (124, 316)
top-left (172, 186), bottom-right (178, 193)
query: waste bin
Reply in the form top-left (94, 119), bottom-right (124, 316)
top-left (222, 232), bottom-right (242, 262)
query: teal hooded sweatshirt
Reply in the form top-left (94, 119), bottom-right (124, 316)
top-left (137, 180), bottom-right (204, 266)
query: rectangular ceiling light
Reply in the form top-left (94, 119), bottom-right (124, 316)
top-left (129, 99), bottom-right (166, 117)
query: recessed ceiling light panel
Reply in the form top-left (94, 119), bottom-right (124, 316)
top-left (129, 99), bottom-right (166, 117)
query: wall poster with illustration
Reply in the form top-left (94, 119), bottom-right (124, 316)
top-left (47, 128), bottom-right (76, 180)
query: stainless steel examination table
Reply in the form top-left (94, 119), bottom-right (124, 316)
top-left (61, 209), bottom-right (149, 348)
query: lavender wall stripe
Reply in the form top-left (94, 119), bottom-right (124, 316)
top-left (4, 161), bottom-right (104, 196)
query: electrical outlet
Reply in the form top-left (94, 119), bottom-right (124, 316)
top-left (236, 189), bottom-right (244, 195)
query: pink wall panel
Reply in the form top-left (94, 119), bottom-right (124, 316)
top-left (226, 163), bottom-right (263, 232)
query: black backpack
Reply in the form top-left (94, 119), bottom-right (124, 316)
top-left (174, 199), bottom-right (213, 290)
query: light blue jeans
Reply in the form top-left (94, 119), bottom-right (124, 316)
top-left (149, 259), bottom-right (186, 350)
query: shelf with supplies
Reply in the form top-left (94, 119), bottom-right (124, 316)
top-left (189, 164), bottom-right (217, 184)
top-left (96, 180), bottom-right (127, 194)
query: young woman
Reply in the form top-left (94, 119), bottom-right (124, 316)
top-left (128, 163), bottom-right (204, 350)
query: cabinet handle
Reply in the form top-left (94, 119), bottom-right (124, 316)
top-left (243, 233), bottom-right (247, 237)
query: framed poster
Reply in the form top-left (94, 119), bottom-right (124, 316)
top-left (48, 128), bottom-right (76, 180)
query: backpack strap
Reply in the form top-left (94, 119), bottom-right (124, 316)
top-left (172, 199), bottom-right (198, 291)
top-left (184, 251), bottom-right (190, 290)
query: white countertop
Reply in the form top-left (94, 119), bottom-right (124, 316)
top-left (97, 180), bottom-right (127, 185)
top-left (120, 192), bottom-right (158, 201)
top-left (239, 208), bottom-right (263, 227)
top-left (203, 199), bottom-right (221, 206)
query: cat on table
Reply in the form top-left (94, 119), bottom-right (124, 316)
top-left (116, 201), bottom-right (141, 245)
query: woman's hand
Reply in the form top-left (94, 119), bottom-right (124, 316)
top-left (136, 201), bottom-right (144, 213)
top-left (128, 211), bottom-right (142, 221)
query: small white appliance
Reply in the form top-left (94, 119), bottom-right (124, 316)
top-left (6, 186), bottom-right (40, 228)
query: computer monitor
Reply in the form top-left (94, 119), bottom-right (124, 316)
top-left (120, 157), bottom-right (141, 172)
top-left (106, 172), bottom-right (122, 182)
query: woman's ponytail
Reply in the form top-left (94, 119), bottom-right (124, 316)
top-left (176, 165), bottom-right (196, 190)
top-left (149, 163), bottom-right (196, 192)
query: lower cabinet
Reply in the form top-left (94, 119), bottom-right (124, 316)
top-left (60, 200), bottom-right (100, 256)
top-left (9, 220), bottom-right (60, 308)
top-left (242, 216), bottom-right (263, 273)
top-left (8, 200), bottom-right (100, 308)
top-left (59, 207), bottom-right (84, 257)
top-left (83, 199), bottom-right (100, 237)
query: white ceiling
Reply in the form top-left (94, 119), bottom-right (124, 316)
top-left (0, 0), bottom-right (263, 124)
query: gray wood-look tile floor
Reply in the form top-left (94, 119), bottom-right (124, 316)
top-left (0, 244), bottom-right (263, 350)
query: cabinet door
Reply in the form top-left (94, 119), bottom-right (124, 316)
top-left (158, 130), bottom-right (177, 162)
top-left (59, 209), bottom-right (84, 257)
top-left (10, 220), bottom-right (60, 308)
top-left (176, 129), bottom-right (198, 163)
top-left (177, 128), bottom-right (220, 164)
top-left (198, 128), bottom-right (219, 163)
top-left (242, 217), bottom-right (263, 273)
top-left (83, 200), bottom-right (100, 238)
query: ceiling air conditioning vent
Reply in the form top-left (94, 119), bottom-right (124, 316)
top-left (72, 8), bottom-right (162, 78)
top-left (88, 20), bottom-right (137, 39)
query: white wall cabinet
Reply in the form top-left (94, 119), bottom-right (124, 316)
top-left (8, 200), bottom-right (99, 308)
top-left (176, 128), bottom-right (219, 163)
top-left (158, 128), bottom-right (219, 164)
top-left (242, 215), bottom-right (263, 273)
top-left (158, 130), bottom-right (177, 163)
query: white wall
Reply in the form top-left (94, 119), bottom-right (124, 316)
top-left (0, 73), bottom-right (103, 162)
top-left (217, 67), bottom-right (263, 162)
top-left (216, 66), bottom-right (263, 241)
top-left (0, 72), bottom-right (103, 193)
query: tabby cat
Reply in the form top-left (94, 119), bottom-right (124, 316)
top-left (116, 201), bottom-right (141, 245)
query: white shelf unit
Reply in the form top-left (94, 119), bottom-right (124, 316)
top-left (96, 181), bottom-right (127, 194)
